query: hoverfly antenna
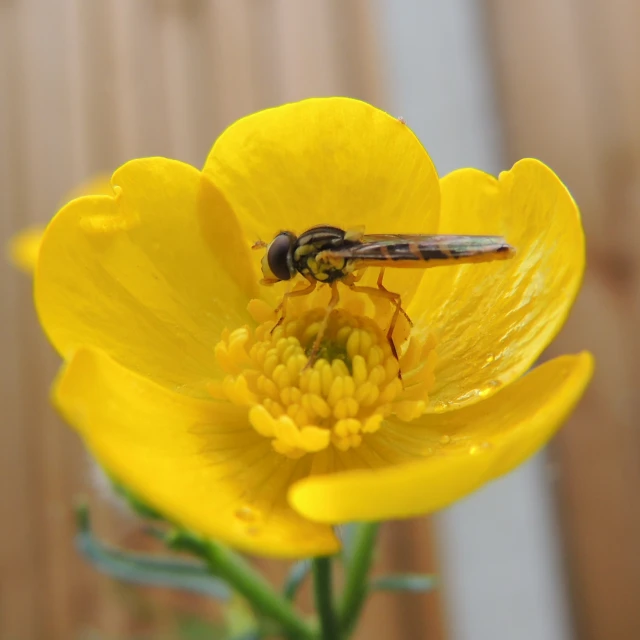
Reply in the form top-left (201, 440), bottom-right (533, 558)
top-left (252, 239), bottom-right (268, 250)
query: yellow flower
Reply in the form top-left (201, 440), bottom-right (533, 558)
top-left (34, 98), bottom-right (593, 558)
top-left (8, 174), bottom-right (113, 273)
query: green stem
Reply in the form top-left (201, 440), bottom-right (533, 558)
top-left (202, 541), bottom-right (314, 640)
top-left (312, 557), bottom-right (340, 640)
top-left (339, 523), bottom-right (380, 637)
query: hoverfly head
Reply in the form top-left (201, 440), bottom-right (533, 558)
top-left (260, 231), bottom-right (297, 283)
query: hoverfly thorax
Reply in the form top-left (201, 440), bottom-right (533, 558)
top-left (261, 231), bottom-right (297, 282)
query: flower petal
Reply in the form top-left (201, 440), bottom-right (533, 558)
top-left (55, 347), bottom-right (339, 558)
top-left (408, 159), bottom-right (585, 410)
top-left (202, 97), bottom-right (440, 301)
top-left (35, 158), bottom-right (258, 396)
top-left (289, 352), bottom-right (593, 523)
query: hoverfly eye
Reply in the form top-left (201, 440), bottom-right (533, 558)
top-left (267, 233), bottom-right (294, 281)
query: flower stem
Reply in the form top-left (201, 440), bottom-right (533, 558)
top-left (339, 522), bottom-right (380, 637)
top-left (312, 556), bottom-right (340, 640)
top-left (202, 541), bottom-right (314, 640)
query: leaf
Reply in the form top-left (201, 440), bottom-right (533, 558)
top-left (282, 560), bottom-right (311, 601)
top-left (371, 574), bottom-right (438, 593)
top-left (75, 504), bottom-right (230, 599)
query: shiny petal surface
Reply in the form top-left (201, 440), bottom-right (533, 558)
top-left (55, 348), bottom-right (339, 557)
top-left (36, 158), bottom-right (258, 396)
top-left (408, 160), bottom-right (585, 410)
top-left (289, 353), bottom-right (593, 523)
top-left (202, 97), bottom-right (440, 301)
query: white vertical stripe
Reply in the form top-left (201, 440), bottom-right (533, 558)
top-left (374, 2), bottom-right (574, 639)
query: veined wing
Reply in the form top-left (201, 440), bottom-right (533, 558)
top-left (323, 234), bottom-right (515, 267)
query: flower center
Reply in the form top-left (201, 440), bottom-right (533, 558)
top-left (213, 302), bottom-right (437, 459)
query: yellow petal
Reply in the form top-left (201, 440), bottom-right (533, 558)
top-left (289, 352), bottom-right (593, 523)
top-left (8, 174), bottom-right (114, 275)
top-left (55, 347), bottom-right (339, 558)
top-left (409, 160), bottom-right (585, 410)
top-left (35, 158), bottom-right (258, 397)
top-left (7, 226), bottom-right (44, 274)
top-left (202, 97), bottom-right (440, 301)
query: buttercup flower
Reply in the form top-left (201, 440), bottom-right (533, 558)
top-left (34, 98), bottom-right (593, 557)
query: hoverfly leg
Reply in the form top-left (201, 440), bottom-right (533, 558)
top-left (271, 276), bottom-right (316, 335)
top-left (304, 282), bottom-right (340, 370)
top-left (385, 295), bottom-right (403, 380)
top-left (347, 277), bottom-right (410, 381)
top-left (377, 268), bottom-right (413, 327)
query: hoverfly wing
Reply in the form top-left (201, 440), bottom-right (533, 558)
top-left (324, 234), bottom-right (515, 268)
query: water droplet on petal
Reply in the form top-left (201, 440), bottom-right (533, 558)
top-left (439, 434), bottom-right (451, 445)
top-left (485, 353), bottom-right (495, 364)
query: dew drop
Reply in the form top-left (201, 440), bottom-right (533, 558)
top-left (485, 353), bottom-right (495, 364)
top-left (439, 434), bottom-right (451, 445)
top-left (235, 505), bottom-right (259, 523)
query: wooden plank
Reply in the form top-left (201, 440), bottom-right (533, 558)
top-left (486, 2), bottom-right (640, 638)
top-left (0, 3), bottom-right (42, 636)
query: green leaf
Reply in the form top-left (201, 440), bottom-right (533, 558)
top-left (371, 574), bottom-right (438, 593)
top-left (75, 505), bottom-right (230, 599)
top-left (282, 560), bottom-right (311, 601)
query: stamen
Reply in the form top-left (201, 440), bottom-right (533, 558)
top-left (214, 305), bottom-right (437, 459)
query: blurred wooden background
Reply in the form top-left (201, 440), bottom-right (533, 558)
top-left (488, 2), bottom-right (640, 639)
top-left (1, 1), bottom-right (639, 639)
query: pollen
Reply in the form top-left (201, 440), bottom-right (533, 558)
top-left (213, 304), bottom-right (437, 459)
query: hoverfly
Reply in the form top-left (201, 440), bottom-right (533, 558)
top-left (254, 225), bottom-right (515, 369)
